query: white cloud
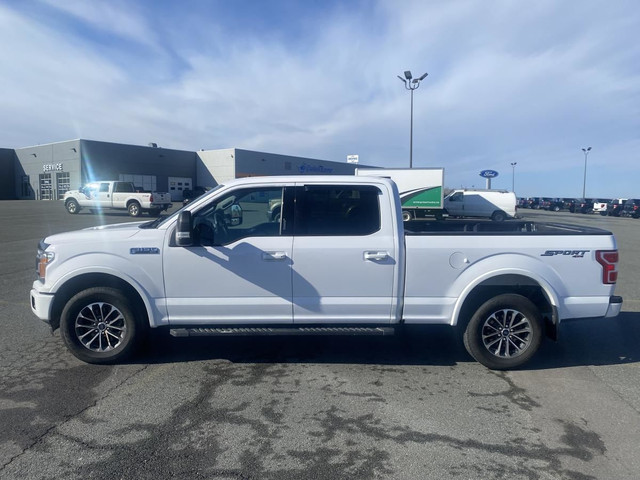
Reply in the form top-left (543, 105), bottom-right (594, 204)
top-left (39, 0), bottom-right (158, 47)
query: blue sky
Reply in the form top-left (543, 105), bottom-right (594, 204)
top-left (1, 0), bottom-right (638, 198)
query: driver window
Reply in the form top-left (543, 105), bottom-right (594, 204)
top-left (192, 187), bottom-right (284, 246)
top-left (449, 192), bottom-right (463, 202)
top-left (84, 183), bottom-right (99, 198)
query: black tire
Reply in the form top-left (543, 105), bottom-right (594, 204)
top-left (491, 211), bottom-right (507, 222)
top-left (128, 201), bottom-right (141, 217)
top-left (66, 199), bottom-right (80, 214)
top-left (402, 210), bottom-right (412, 222)
top-left (463, 294), bottom-right (543, 370)
top-left (148, 208), bottom-right (161, 217)
top-left (60, 287), bottom-right (147, 364)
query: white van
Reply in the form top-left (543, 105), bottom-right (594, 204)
top-left (443, 189), bottom-right (517, 221)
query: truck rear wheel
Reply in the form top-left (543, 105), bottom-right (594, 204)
top-left (491, 211), bottom-right (507, 222)
top-left (60, 287), bottom-right (145, 364)
top-left (65, 199), bottom-right (80, 214)
top-left (463, 294), bottom-right (543, 370)
top-left (128, 201), bottom-right (141, 217)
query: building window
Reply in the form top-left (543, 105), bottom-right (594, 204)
top-left (21, 175), bottom-right (31, 198)
top-left (119, 174), bottom-right (156, 192)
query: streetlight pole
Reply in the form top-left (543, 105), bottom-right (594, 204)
top-left (398, 70), bottom-right (428, 168)
top-left (510, 162), bottom-right (517, 192)
top-left (582, 147), bottom-right (591, 198)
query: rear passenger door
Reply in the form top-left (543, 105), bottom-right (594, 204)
top-left (291, 184), bottom-right (398, 324)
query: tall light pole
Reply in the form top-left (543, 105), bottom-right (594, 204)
top-left (510, 162), bottom-right (517, 192)
top-left (582, 147), bottom-right (591, 198)
top-left (397, 70), bottom-right (428, 168)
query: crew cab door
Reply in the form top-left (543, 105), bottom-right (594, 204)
top-left (163, 186), bottom-right (294, 324)
top-left (95, 182), bottom-right (113, 208)
top-left (111, 182), bottom-right (135, 207)
top-left (291, 184), bottom-right (398, 323)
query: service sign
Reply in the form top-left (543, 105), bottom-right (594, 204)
top-left (479, 169), bottom-right (499, 178)
top-left (43, 163), bottom-right (63, 172)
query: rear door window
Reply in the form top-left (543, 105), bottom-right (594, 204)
top-left (295, 185), bottom-right (381, 236)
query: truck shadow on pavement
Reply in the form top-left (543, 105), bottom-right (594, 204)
top-left (138, 311), bottom-right (640, 369)
top-left (141, 326), bottom-right (468, 367)
top-left (527, 311), bottom-right (640, 370)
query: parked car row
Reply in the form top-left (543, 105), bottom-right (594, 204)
top-left (518, 197), bottom-right (640, 217)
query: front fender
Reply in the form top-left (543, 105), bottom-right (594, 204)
top-left (48, 253), bottom-right (166, 327)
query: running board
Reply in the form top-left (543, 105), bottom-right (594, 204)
top-left (170, 326), bottom-right (396, 338)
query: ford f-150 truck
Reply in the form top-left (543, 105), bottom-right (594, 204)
top-left (63, 181), bottom-right (172, 217)
top-left (31, 176), bottom-right (622, 369)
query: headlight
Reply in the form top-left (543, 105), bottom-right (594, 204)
top-left (36, 240), bottom-right (54, 281)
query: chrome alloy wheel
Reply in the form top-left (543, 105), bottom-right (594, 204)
top-left (481, 308), bottom-right (532, 358)
top-left (75, 302), bottom-right (127, 352)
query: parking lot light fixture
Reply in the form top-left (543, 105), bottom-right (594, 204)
top-left (582, 147), bottom-right (592, 198)
top-left (510, 162), bottom-right (517, 192)
top-left (398, 70), bottom-right (428, 168)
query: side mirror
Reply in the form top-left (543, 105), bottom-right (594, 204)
top-left (176, 211), bottom-right (193, 246)
top-left (230, 203), bottom-right (243, 226)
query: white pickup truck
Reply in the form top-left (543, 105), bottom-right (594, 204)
top-left (63, 181), bottom-right (172, 217)
top-left (31, 175), bottom-right (622, 369)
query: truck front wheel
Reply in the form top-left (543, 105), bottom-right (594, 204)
top-left (128, 201), bottom-right (141, 217)
top-left (65, 199), bottom-right (80, 214)
top-left (60, 287), bottom-right (145, 364)
top-left (463, 294), bottom-right (543, 370)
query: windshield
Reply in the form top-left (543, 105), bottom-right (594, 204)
top-left (138, 184), bottom-right (224, 229)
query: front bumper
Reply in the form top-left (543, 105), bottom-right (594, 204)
top-left (30, 284), bottom-right (54, 323)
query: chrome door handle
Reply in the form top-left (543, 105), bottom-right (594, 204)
top-left (262, 251), bottom-right (287, 261)
top-left (364, 251), bottom-right (389, 261)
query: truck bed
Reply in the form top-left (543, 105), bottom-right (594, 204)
top-left (403, 219), bottom-right (612, 236)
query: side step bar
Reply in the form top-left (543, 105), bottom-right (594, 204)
top-left (170, 326), bottom-right (396, 338)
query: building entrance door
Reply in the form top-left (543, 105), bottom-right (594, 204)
top-left (56, 172), bottom-right (70, 199)
top-left (39, 173), bottom-right (53, 200)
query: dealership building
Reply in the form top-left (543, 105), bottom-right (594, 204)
top-left (0, 139), bottom-right (367, 201)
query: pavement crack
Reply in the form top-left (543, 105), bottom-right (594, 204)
top-left (0, 363), bottom-right (151, 475)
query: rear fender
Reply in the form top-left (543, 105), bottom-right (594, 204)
top-left (449, 253), bottom-right (563, 326)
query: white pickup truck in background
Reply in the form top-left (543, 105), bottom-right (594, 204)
top-left (32, 175), bottom-right (622, 369)
top-left (63, 181), bottom-right (172, 217)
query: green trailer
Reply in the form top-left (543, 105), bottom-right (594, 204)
top-left (356, 168), bottom-right (445, 221)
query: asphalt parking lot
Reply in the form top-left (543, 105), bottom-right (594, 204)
top-left (1, 201), bottom-right (639, 479)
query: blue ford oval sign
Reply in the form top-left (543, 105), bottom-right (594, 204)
top-left (480, 170), bottom-right (499, 178)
